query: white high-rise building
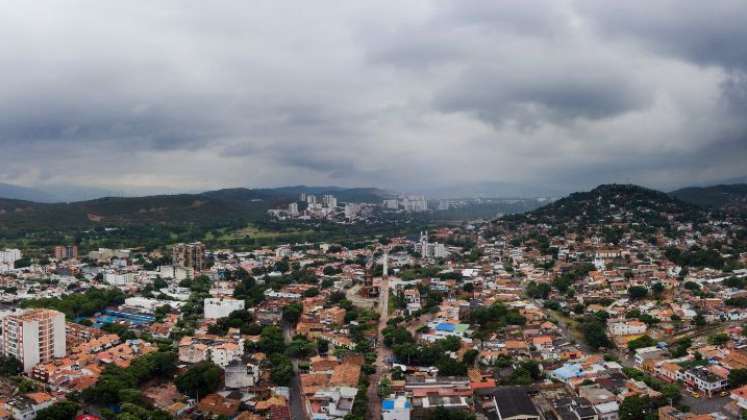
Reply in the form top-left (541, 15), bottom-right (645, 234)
top-left (2, 309), bottom-right (66, 372)
top-left (288, 202), bottom-right (299, 217)
top-left (322, 194), bottom-right (338, 208)
top-left (383, 199), bottom-right (398, 210)
top-left (0, 249), bottom-right (22, 267)
top-left (345, 203), bottom-right (360, 220)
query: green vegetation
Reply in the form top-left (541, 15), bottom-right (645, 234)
top-left (383, 327), bottom-right (467, 374)
top-left (270, 353), bottom-right (295, 386)
top-left (729, 368), bottom-right (747, 387)
top-left (468, 302), bottom-right (526, 337)
top-left (82, 351), bottom-right (177, 408)
top-left (627, 335), bottom-right (656, 351)
top-left (627, 286), bottom-right (648, 300)
top-left (580, 312), bottom-right (612, 350)
top-left (21, 288), bottom-right (125, 318)
top-left (619, 395), bottom-right (657, 420)
top-left (206, 310), bottom-right (256, 335)
top-left (175, 361), bottom-right (222, 398)
top-left (35, 401), bottom-right (80, 420)
top-left (0, 355), bottom-right (22, 377)
top-left (666, 247), bottom-right (725, 270)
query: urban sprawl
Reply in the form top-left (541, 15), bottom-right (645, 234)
top-left (1, 185), bottom-right (747, 420)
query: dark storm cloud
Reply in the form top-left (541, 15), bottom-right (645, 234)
top-left (0, 0), bottom-right (745, 194)
top-left (576, 0), bottom-right (747, 71)
top-left (435, 66), bottom-right (652, 126)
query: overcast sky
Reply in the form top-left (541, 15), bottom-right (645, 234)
top-left (1, 0), bottom-right (746, 196)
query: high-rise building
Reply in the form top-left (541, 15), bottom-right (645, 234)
top-left (2, 309), bottom-right (66, 372)
top-left (0, 249), bottom-right (21, 267)
top-left (288, 202), bottom-right (299, 217)
top-left (322, 194), bottom-right (337, 208)
top-left (172, 242), bottom-right (206, 271)
top-left (383, 199), bottom-right (399, 210)
top-left (344, 203), bottom-right (360, 220)
top-left (53, 245), bottom-right (78, 261)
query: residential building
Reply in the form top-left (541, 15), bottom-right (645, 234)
top-left (54, 245), bottom-right (78, 261)
top-left (172, 242), bottom-right (206, 271)
top-left (2, 309), bottom-right (66, 372)
top-left (382, 395), bottom-right (411, 420)
top-left (204, 297), bottom-right (245, 319)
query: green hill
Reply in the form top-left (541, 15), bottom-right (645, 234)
top-left (670, 184), bottom-right (747, 212)
top-left (504, 184), bottom-right (704, 227)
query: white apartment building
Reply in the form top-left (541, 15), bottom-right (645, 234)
top-left (0, 249), bottom-right (22, 266)
top-left (204, 297), bottom-right (245, 319)
top-left (2, 309), bottom-right (66, 372)
top-left (607, 320), bottom-right (647, 337)
top-left (104, 271), bottom-right (136, 286)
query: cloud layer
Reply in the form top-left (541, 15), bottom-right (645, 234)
top-left (1, 0), bottom-right (745, 195)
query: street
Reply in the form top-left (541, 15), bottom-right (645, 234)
top-left (284, 323), bottom-right (305, 420)
top-left (367, 275), bottom-right (391, 420)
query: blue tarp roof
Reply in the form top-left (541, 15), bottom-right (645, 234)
top-left (436, 322), bottom-right (455, 332)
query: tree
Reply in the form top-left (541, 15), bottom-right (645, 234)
top-left (425, 407), bottom-right (476, 420)
top-left (270, 354), bottom-right (294, 386)
top-left (729, 368), bottom-right (747, 387)
top-left (175, 361), bottom-right (222, 398)
top-left (619, 395), bottom-right (655, 420)
top-left (283, 303), bottom-right (303, 324)
top-left (708, 333), bottom-right (729, 346)
top-left (651, 282), bottom-right (664, 297)
top-left (35, 401), bottom-right (80, 420)
top-left (286, 338), bottom-right (314, 358)
top-left (378, 377), bottom-right (392, 397)
top-left (628, 335), bottom-right (656, 351)
top-left (0, 355), bottom-right (22, 377)
top-left (683, 281), bottom-right (701, 291)
top-left (303, 288), bottom-right (320, 298)
top-left (627, 286), bottom-right (648, 300)
top-left (462, 349), bottom-right (479, 366)
top-left (317, 338), bottom-right (330, 355)
top-left (258, 326), bottom-right (286, 354)
top-left (435, 357), bottom-right (467, 376)
top-left (580, 314), bottom-right (612, 350)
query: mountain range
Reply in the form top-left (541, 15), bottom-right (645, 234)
top-left (0, 186), bottom-right (391, 231)
top-left (0, 182), bottom-right (745, 234)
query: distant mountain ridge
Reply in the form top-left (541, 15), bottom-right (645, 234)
top-left (0, 183), bottom-right (59, 203)
top-left (669, 184), bottom-right (747, 212)
top-left (0, 185), bottom-right (391, 231)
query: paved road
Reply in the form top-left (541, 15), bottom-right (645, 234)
top-left (367, 275), bottom-right (391, 420)
top-left (289, 374), bottom-right (305, 420)
top-left (681, 394), bottom-right (730, 415)
top-left (284, 323), bottom-right (306, 420)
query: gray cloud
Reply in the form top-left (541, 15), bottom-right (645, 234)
top-left (0, 0), bottom-right (745, 196)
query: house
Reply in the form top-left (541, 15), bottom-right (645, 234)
top-left (683, 367), bottom-right (728, 397)
top-left (5, 393), bottom-right (56, 420)
top-left (655, 362), bottom-right (683, 383)
top-left (197, 394), bottom-right (240, 418)
top-left (578, 385), bottom-right (620, 420)
top-left (731, 384), bottom-right (747, 411)
top-left (382, 395), bottom-right (411, 420)
top-left (552, 397), bottom-right (599, 420)
top-left (475, 386), bottom-right (540, 420)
